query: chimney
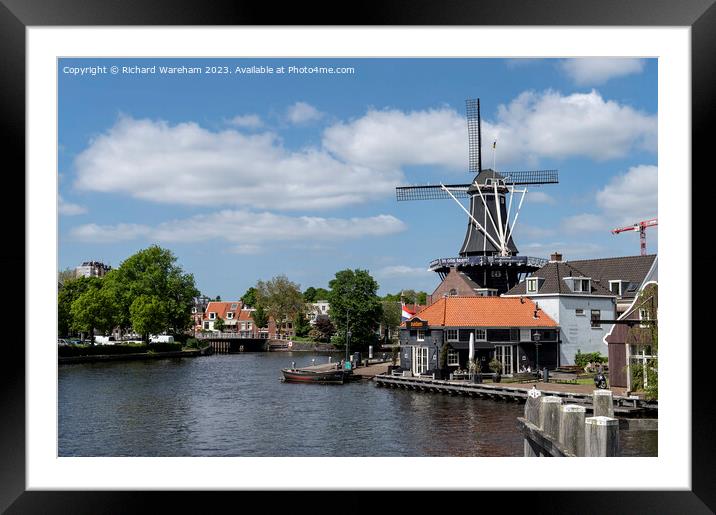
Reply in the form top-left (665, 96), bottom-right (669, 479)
top-left (550, 252), bottom-right (563, 262)
top-left (520, 296), bottom-right (525, 304)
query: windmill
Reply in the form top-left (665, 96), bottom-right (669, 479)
top-left (395, 98), bottom-right (559, 294)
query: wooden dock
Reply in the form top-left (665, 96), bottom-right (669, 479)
top-left (373, 374), bottom-right (657, 415)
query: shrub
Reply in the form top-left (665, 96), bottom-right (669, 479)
top-left (58, 342), bottom-right (182, 357)
top-left (574, 350), bottom-right (607, 369)
top-left (184, 337), bottom-right (201, 349)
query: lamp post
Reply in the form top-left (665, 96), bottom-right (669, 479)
top-left (534, 331), bottom-right (541, 376)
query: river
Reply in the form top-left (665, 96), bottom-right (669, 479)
top-left (58, 351), bottom-right (657, 457)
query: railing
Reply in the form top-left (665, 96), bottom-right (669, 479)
top-left (428, 255), bottom-right (548, 270)
top-left (196, 331), bottom-right (291, 340)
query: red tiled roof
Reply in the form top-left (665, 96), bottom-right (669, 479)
top-left (404, 296), bottom-right (557, 328)
top-left (203, 301), bottom-right (243, 320)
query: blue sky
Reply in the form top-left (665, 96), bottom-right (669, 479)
top-left (58, 58), bottom-right (658, 299)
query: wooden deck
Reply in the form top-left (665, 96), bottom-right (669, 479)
top-left (373, 374), bottom-right (657, 415)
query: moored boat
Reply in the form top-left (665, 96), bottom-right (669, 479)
top-left (281, 367), bottom-right (345, 384)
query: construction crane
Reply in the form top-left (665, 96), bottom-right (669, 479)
top-left (612, 218), bottom-right (658, 256)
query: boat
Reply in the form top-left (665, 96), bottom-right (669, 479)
top-left (281, 367), bottom-right (346, 384)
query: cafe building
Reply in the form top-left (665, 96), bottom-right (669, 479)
top-left (399, 296), bottom-right (560, 376)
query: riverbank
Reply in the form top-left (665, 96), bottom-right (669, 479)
top-left (58, 345), bottom-right (213, 364)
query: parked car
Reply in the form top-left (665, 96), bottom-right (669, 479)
top-left (58, 338), bottom-right (69, 346)
top-left (150, 335), bottom-right (174, 343)
top-left (94, 335), bottom-right (116, 345)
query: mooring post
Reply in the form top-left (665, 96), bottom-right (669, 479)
top-left (523, 388), bottom-right (542, 457)
top-left (592, 390), bottom-right (614, 418)
top-left (559, 404), bottom-right (586, 457)
top-left (539, 396), bottom-right (563, 440)
top-left (585, 416), bottom-right (619, 456)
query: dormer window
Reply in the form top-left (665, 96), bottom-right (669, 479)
top-left (209, 312), bottom-right (216, 320)
top-left (570, 277), bottom-right (591, 293)
top-left (609, 280), bottom-right (627, 296)
top-left (226, 312), bottom-right (234, 319)
top-left (526, 278), bottom-right (539, 293)
top-left (230, 303), bottom-right (238, 310)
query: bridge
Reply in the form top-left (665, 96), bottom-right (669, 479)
top-left (195, 331), bottom-right (292, 353)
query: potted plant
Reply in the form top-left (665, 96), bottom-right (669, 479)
top-left (489, 358), bottom-right (503, 383)
top-left (469, 359), bottom-right (482, 384)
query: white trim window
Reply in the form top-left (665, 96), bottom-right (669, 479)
top-left (417, 330), bottom-right (426, 342)
top-left (226, 312), bottom-right (234, 319)
top-left (446, 329), bottom-right (458, 342)
top-left (575, 308), bottom-right (585, 316)
top-left (526, 278), bottom-right (539, 293)
top-left (573, 278), bottom-right (591, 293)
top-left (639, 308), bottom-right (650, 328)
top-left (475, 328), bottom-right (486, 341)
top-left (209, 312), bottom-right (216, 320)
top-left (447, 349), bottom-right (459, 366)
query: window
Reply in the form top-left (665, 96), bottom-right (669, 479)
top-left (491, 270), bottom-right (502, 278)
top-left (209, 312), bottom-right (216, 320)
top-left (573, 278), bottom-right (590, 292)
top-left (475, 328), bottom-right (486, 341)
top-left (575, 308), bottom-right (585, 316)
top-left (639, 308), bottom-right (650, 328)
top-left (203, 321), bottom-right (209, 330)
top-left (591, 310), bottom-right (601, 328)
top-left (417, 330), bottom-right (425, 342)
top-left (230, 303), bottom-right (238, 310)
top-left (446, 329), bottom-right (458, 342)
top-left (447, 349), bottom-right (459, 366)
top-left (191, 307), bottom-right (197, 314)
top-left (526, 278), bottom-right (539, 293)
top-left (226, 312), bottom-right (234, 319)
top-left (609, 281), bottom-right (622, 296)
top-left (449, 288), bottom-right (458, 296)
top-left (247, 322), bottom-right (252, 330)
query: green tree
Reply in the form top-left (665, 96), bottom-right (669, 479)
top-left (379, 300), bottom-right (402, 343)
top-left (328, 269), bottom-right (382, 350)
top-left (70, 282), bottom-right (116, 344)
top-left (129, 295), bottom-right (168, 342)
top-left (303, 286), bottom-right (330, 303)
top-left (251, 305), bottom-right (269, 330)
top-left (104, 245), bottom-right (199, 335)
top-left (58, 267), bottom-right (77, 285)
top-left (241, 287), bottom-right (258, 308)
top-left (255, 275), bottom-right (305, 336)
top-left (626, 283), bottom-right (658, 399)
top-left (58, 276), bottom-right (100, 336)
top-left (293, 312), bottom-right (311, 337)
top-left (214, 315), bottom-right (225, 332)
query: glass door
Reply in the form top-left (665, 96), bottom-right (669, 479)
top-left (495, 345), bottom-right (513, 375)
top-left (413, 347), bottom-right (429, 375)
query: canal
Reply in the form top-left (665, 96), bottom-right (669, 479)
top-left (58, 352), bottom-right (657, 457)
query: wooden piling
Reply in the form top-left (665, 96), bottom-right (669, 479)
top-left (539, 396), bottom-right (563, 440)
top-left (592, 390), bottom-right (615, 418)
top-left (559, 404), bottom-right (586, 457)
top-left (585, 416), bottom-right (619, 456)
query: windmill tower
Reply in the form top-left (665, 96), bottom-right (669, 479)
top-left (396, 98), bottom-right (559, 294)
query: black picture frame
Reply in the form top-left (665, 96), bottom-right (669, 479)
top-left (2, 1), bottom-right (713, 512)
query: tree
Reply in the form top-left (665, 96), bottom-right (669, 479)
top-left (380, 300), bottom-right (402, 343)
top-left (294, 312), bottom-right (311, 337)
top-left (214, 315), bottom-right (225, 332)
top-left (130, 295), bottom-right (168, 342)
top-left (328, 269), bottom-right (382, 350)
top-left (303, 286), bottom-right (330, 303)
top-left (309, 317), bottom-right (335, 343)
top-left (70, 282), bottom-right (116, 344)
top-left (103, 245), bottom-right (199, 336)
top-left (383, 290), bottom-right (427, 305)
top-left (241, 287), bottom-right (258, 308)
top-left (58, 267), bottom-right (77, 285)
top-left (252, 305), bottom-right (269, 330)
top-left (58, 276), bottom-right (102, 337)
top-left (255, 275), bottom-right (305, 336)
top-left (626, 283), bottom-right (658, 399)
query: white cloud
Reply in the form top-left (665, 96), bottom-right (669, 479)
top-left (227, 114), bottom-right (263, 128)
top-left (560, 58), bottom-right (646, 86)
top-left (488, 90), bottom-right (656, 163)
top-left (323, 90), bottom-right (656, 172)
top-left (58, 195), bottom-right (87, 216)
top-left (70, 210), bottom-right (406, 253)
top-left (323, 108), bottom-right (466, 172)
top-left (525, 191), bottom-right (555, 204)
top-left (596, 165), bottom-right (658, 225)
top-left (375, 265), bottom-right (430, 278)
top-left (73, 116), bottom-right (401, 210)
top-left (286, 102), bottom-right (323, 124)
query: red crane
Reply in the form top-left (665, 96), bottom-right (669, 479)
top-left (611, 218), bottom-right (658, 256)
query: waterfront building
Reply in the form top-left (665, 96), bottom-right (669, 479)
top-left (74, 260), bottom-right (111, 278)
top-left (503, 253), bottom-right (656, 365)
top-left (399, 296), bottom-right (559, 376)
top-left (603, 257), bottom-right (658, 389)
top-left (202, 301), bottom-right (245, 333)
top-left (307, 300), bottom-right (330, 325)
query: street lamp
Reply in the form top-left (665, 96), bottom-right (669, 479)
top-left (534, 331), bottom-right (541, 377)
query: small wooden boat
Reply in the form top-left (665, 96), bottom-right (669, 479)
top-left (281, 367), bottom-right (345, 384)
